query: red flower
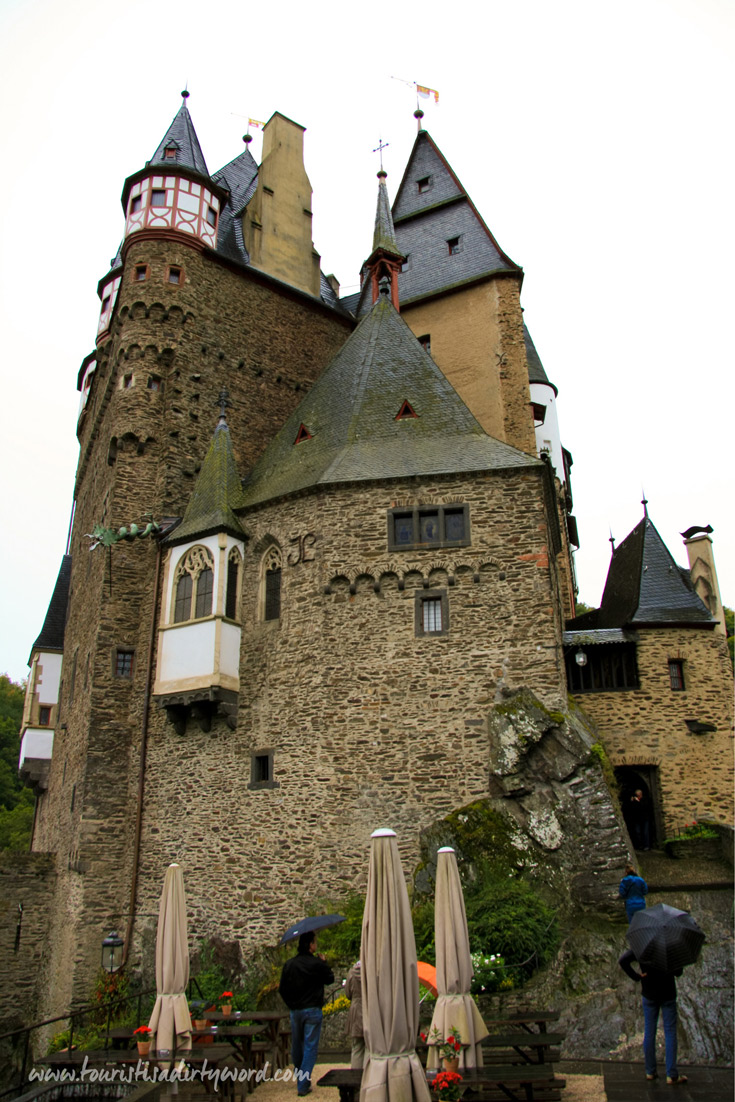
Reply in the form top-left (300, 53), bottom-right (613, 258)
top-left (133, 1025), bottom-right (151, 1035)
top-left (454, 1041), bottom-right (461, 1052)
top-left (220, 991), bottom-right (233, 999)
top-left (446, 1035), bottom-right (455, 1045)
top-left (420, 1032), bottom-right (427, 1042)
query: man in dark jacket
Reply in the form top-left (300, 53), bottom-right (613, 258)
top-left (279, 932), bottom-right (334, 1096)
top-left (619, 949), bottom-right (687, 1085)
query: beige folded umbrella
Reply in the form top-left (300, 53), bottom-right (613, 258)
top-left (148, 863), bottom-right (192, 1065)
top-left (360, 829), bottom-right (431, 1102)
top-left (427, 847), bottom-right (488, 1069)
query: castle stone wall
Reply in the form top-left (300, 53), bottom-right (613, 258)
top-left (573, 627), bottom-right (734, 833)
top-left (0, 854), bottom-right (55, 1035)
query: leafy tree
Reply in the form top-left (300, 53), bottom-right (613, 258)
top-left (724, 606), bottom-right (734, 673)
top-left (0, 674), bottom-right (33, 851)
top-left (573, 600), bottom-right (594, 617)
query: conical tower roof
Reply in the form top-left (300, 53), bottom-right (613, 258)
top-left (149, 93), bottom-right (210, 177)
top-left (237, 288), bottom-right (539, 509)
top-left (372, 172), bottom-right (400, 255)
top-left (30, 555), bottom-right (71, 661)
top-left (595, 509), bottom-right (715, 628)
top-left (168, 412), bottom-right (246, 545)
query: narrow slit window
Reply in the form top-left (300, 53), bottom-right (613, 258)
top-left (264, 567), bottom-right (281, 621)
top-left (226, 556), bottom-right (240, 620)
top-left (194, 567), bottom-right (213, 619)
top-left (39, 706), bottom-right (51, 726)
top-left (206, 206), bottom-right (217, 228)
top-left (174, 573), bottom-right (193, 623)
top-left (668, 659), bottom-right (685, 691)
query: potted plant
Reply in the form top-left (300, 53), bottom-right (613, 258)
top-left (432, 1070), bottom-right (463, 1101)
top-left (133, 1025), bottom-right (152, 1056)
top-left (428, 1026), bottom-right (463, 1071)
top-left (220, 990), bottom-right (234, 1016)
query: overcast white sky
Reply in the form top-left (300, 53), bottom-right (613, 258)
top-left (1, 0), bottom-right (732, 682)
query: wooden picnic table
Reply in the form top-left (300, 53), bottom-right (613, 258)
top-left (204, 1009), bottom-right (290, 1069)
top-left (482, 1031), bottom-right (565, 1065)
top-left (318, 1064), bottom-right (566, 1102)
top-left (484, 1011), bottom-right (560, 1034)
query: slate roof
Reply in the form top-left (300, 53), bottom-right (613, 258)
top-left (570, 512), bottom-right (715, 629)
top-left (372, 174), bottom-right (401, 255)
top-left (167, 418), bottom-right (247, 545)
top-left (149, 98), bottom-right (210, 176)
top-left (524, 324), bottom-right (556, 392)
top-left (390, 130), bottom-right (522, 310)
top-left (211, 147), bottom-right (259, 264)
top-left (237, 290), bottom-right (540, 509)
top-left (31, 556), bottom-right (71, 659)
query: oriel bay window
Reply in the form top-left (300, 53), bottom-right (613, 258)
top-left (172, 546), bottom-right (215, 623)
top-left (388, 504), bottom-right (470, 551)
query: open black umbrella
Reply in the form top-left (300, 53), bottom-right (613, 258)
top-left (279, 913), bottom-right (346, 945)
top-left (626, 903), bottom-right (705, 972)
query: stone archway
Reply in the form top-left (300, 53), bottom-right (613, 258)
top-left (615, 765), bottom-right (663, 850)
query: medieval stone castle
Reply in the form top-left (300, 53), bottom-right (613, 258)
top-left (14, 95), bottom-right (733, 1021)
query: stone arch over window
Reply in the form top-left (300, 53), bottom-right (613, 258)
top-left (262, 544), bottom-right (282, 622)
top-left (172, 545), bottom-right (215, 624)
top-left (226, 547), bottom-right (242, 621)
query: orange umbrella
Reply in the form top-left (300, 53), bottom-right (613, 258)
top-left (417, 962), bottom-right (438, 997)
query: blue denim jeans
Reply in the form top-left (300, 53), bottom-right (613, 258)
top-left (642, 996), bottom-right (678, 1078)
top-left (290, 1007), bottom-right (323, 1094)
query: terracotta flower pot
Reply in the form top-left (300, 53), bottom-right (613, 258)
top-left (221, 1004), bottom-right (232, 1016)
top-left (137, 1040), bottom-right (151, 1056)
top-left (442, 1057), bottom-right (460, 1073)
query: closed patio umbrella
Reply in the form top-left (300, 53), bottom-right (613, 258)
top-left (360, 829), bottom-right (431, 1102)
top-left (427, 848), bottom-right (488, 1069)
top-left (148, 863), bottom-right (192, 1065)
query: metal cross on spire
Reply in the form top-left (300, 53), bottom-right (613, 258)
top-left (372, 138), bottom-right (389, 173)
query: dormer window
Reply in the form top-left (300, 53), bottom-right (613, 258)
top-left (130, 195), bottom-right (142, 214)
top-left (206, 206), bottom-right (217, 228)
top-left (164, 146), bottom-right (177, 161)
top-left (447, 236), bottom-right (461, 256)
top-left (151, 189), bottom-right (166, 207)
top-left (418, 176), bottom-right (432, 194)
top-left (401, 256), bottom-right (410, 272)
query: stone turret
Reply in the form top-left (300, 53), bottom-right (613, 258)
top-left (682, 527), bottom-right (727, 635)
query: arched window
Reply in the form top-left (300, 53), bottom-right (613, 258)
top-left (263, 545), bottom-right (282, 622)
top-left (226, 548), bottom-right (241, 621)
top-left (172, 546), bottom-right (215, 623)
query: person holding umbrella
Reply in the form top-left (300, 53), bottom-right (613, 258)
top-left (618, 903), bottom-right (704, 1085)
top-left (279, 930), bottom-right (335, 1096)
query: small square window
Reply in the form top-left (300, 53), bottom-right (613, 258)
top-left (115, 649), bottom-right (134, 678)
top-left (447, 236), bottom-right (461, 256)
top-left (393, 513), bottom-right (415, 546)
top-left (135, 265), bottom-right (147, 282)
top-left (249, 750), bottom-right (279, 789)
top-left (532, 402), bottom-right (546, 425)
top-left (151, 189), bottom-right (166, 207)
top-left (168, 267), bottom-right (181, 285)
top-left (147, 375), bottom-right (162, 392)
top-left (206, 205), bottom-right (217, 228)
top-left (164, 146), bottom-right (177, 160)
top-left (101, 295), bottom-right (110, 313)
top-left (668, 659), bottom-right (685, 691)
top-left (39, 706), bottom-right (51, 726)
top-left (418, 176), bottom-right (432, 194)
top-left (130, 195), bottom-right (142, 214)
top-left (123, 373), bottom-right (133, 389)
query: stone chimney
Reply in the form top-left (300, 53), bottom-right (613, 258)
top-left (242, 112), bottom-right (321, 297)
top-left (683, 529), bottom-right (727, 635)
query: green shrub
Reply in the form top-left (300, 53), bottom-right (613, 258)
top-left (464, 876), bottom-right (558, 980)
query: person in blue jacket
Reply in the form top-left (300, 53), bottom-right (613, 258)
top-left (619, 863), bottom-right (648, 922)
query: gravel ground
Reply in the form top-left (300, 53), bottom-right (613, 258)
top-left (255, 1063), bottom-right (607, 1102)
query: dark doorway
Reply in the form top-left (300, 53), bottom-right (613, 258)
top-left (615, 765), bottom-right (662, 851)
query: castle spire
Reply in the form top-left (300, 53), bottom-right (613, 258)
top-left (148, 90), bottom-right (210, 176)
top-left (362, 163), bottom-right (404, 311)
top-left (167, 407), bottom-right (245, 545)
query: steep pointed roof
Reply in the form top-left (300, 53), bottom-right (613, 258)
top-left (524, 324), bottom-right (557, 394)
top-left (592, 512), bottom-right (715, 628)
top-left (391, 129), bottom-right (521, 309)
top-left (372, 172), bottom-right (400, 255)
top-left (237, 290), bottom-right (539, 509)
top-left (30, 555), bottom-right (71, 661)
top-left (149, 94), bottom-right (210, 176)
top-left (168, 415), bottom-right (246, 545)
top-left (212, 145), bottom-right (260, 263)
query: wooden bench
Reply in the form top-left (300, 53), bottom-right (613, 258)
top-left (318, 1064), bottom-right (566, 1102)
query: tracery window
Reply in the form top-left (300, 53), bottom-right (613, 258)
top-left (226, 548), bottom-right (242, 621)
top-left (173, 546), bottom-right (215, 624)
top-left (262, 545), bottom-right (282, 622)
